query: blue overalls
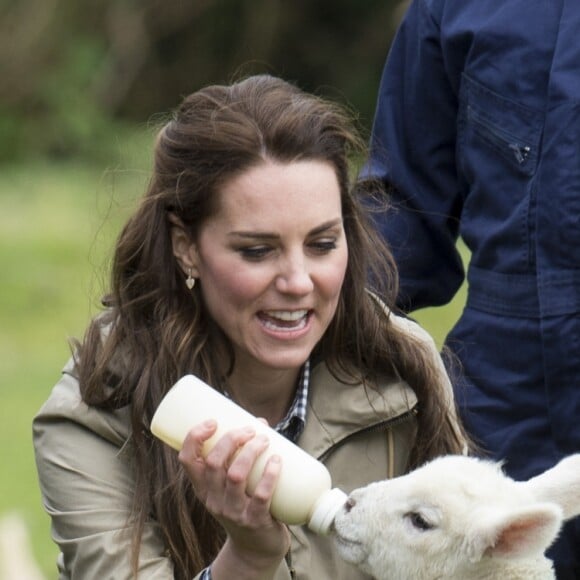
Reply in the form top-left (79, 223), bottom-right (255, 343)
top-left (366, 1), bottom-right (580, 576)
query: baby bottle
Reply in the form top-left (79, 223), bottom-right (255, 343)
top-left (151, 374), bottom-right (347, 535)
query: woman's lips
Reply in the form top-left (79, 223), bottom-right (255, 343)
top-left (258, 309), bottom-right (311, 331)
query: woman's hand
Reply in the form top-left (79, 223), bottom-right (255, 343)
top-left (179, 420), bottom-right (290, 578)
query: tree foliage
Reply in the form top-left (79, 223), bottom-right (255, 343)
top-left (0, 0), bottom-right (409, 162)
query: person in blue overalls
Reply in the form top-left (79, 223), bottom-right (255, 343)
top-left (363, 1), bottom-right (580, 578)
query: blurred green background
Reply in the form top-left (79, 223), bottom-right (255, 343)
top-left (0, 1), bottom-right (466, 577)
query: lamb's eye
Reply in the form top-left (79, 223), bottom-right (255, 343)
top-left (407, 512), bottom-right (433, 531)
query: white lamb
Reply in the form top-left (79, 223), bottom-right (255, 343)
top-left (333, 454), bottom-right (580, 579)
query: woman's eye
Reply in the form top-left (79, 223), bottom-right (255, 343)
top-left (309, 239), bottom-right (337, 253)
top-left (238, 246), bottom-right (271, 260)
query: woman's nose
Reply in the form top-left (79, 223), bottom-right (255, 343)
top-left (275, 255), bottom-right (314, 295)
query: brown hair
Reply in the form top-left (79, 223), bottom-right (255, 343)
top-left (74, 74), bottom-right (467, 579)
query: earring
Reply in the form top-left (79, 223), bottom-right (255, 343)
top-left (186, 269), bottom-right (196, 290)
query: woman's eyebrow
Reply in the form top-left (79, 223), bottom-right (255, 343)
top-left (228, 231), bottom-right (278, 240)
top-left (309, 218), bottom-right (343, 235)
top-left (228, 218), bottom-right (343, 240)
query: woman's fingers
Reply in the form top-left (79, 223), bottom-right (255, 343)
top-left (179, 423), bottom-right (288, 559)
top-left (244, 454), bottom-right (281, 518)
top-left (224, 433), bottom-right (269, 484)
top-left (178, 420), bottom-right (217, 467)
top-left (179, 424), bottom-right (276, 515)
top-left (218, 434), bottom-right (270, 515)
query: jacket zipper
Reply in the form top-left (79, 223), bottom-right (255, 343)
top-left (467, 104), bottom-right (533, 168)
top-left (317, 404), bottom-right (418, 465)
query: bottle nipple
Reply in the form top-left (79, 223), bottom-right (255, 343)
top-left (308, 487), bottom-right (348, 535)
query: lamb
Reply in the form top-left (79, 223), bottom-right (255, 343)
top-left (333, 454), bottom-right (580, 579)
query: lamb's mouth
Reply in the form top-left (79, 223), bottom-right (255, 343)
top-left (333, 533), bottom-right (367, 564)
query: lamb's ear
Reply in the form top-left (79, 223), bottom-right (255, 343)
top-left (467, 504), bottom-right (562, 562)
top-left (525, 454), bottom-right (580, 520)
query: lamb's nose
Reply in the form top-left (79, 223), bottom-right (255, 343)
top-left (344, 497), bottom-right (356, 513)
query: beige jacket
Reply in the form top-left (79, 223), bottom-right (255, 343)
top-left (33, 315), bottom-right (455, 580)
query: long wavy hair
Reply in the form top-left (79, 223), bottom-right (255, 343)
top-left (74, 74), bottom-right (467, 579)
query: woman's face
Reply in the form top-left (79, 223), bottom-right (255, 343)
top-left (185, 159), bottom-right (348, 376)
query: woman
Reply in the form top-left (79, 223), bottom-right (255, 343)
top-left (33, 75), bottom-right (468, 580)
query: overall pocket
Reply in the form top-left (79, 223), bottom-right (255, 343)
top-left (458, 73), bottom-right (543, 177)
top-left (456, 73), bottom-right (545, 269)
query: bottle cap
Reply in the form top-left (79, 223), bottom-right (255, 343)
top-left (307, 487), bottom-right (348, 535)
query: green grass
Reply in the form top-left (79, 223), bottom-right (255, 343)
top-left (0, 130), bottom-right (152, 577)
top-left (0, 133), bottom-right (466, 577)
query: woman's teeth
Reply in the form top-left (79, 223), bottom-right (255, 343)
top-left (261, 310), bottom-right (309, 330)
top-left (268, 310), bottom-right (308, 321)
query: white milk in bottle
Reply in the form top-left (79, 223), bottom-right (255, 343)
top-left (151, 374), bottom-right (347, 535)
